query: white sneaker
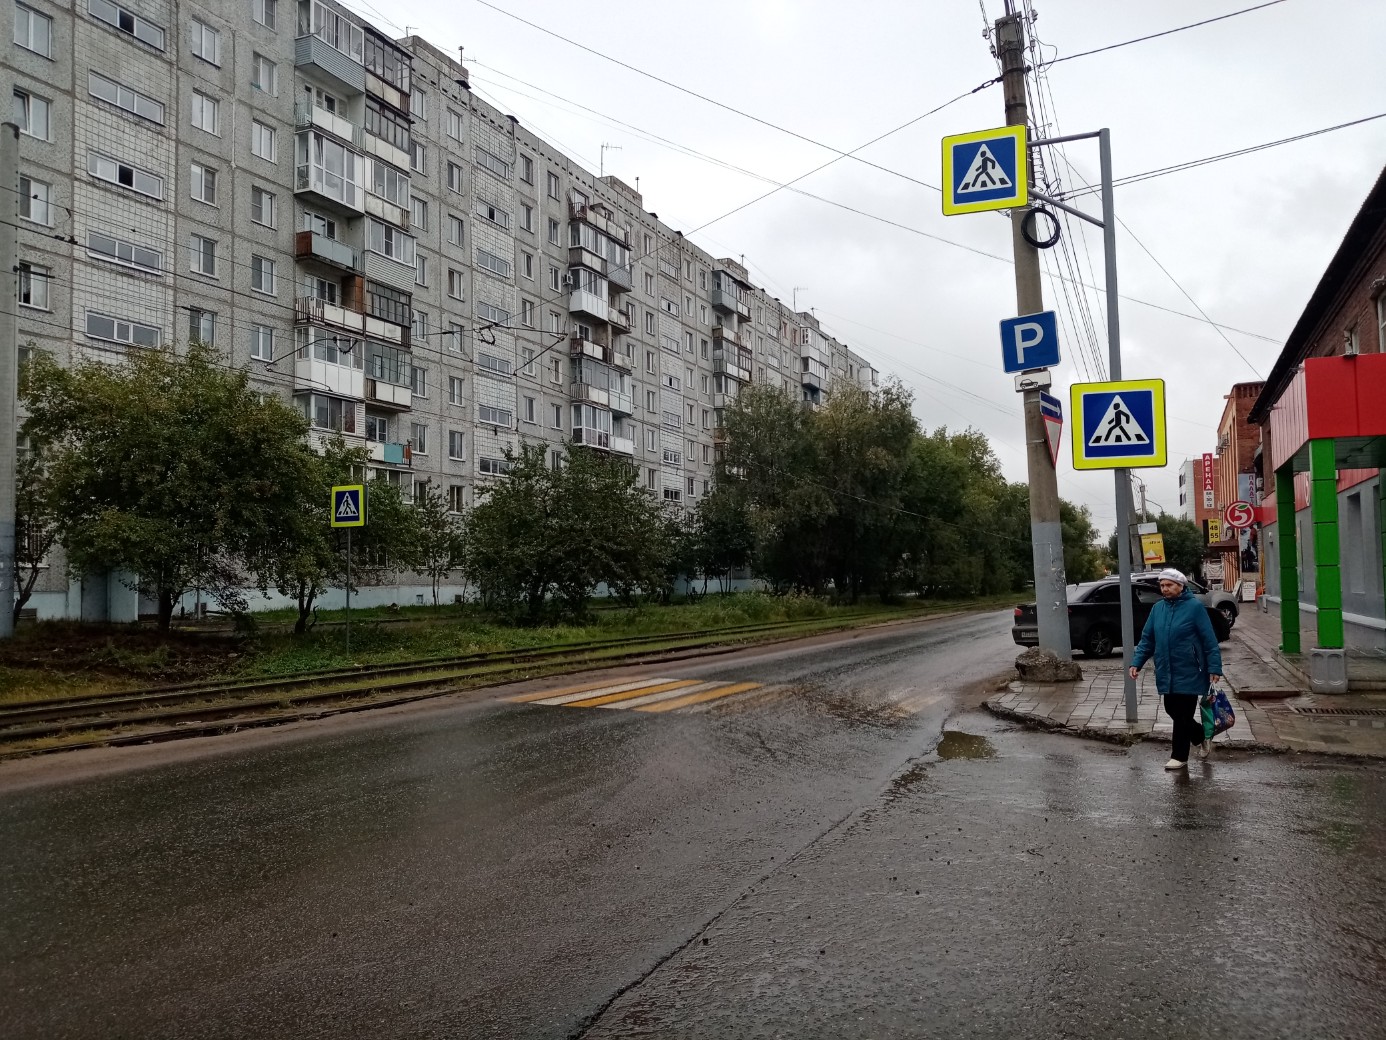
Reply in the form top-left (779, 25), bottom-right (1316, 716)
top-left (1164, 758), bottom-right (1186, 770)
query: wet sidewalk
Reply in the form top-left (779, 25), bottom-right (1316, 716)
top-left (986, 613), bottom-right (1386, 758)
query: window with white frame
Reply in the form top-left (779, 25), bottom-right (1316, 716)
top-left (414, 253), bottom-right (428, 286)
top-left (479, 404), bottom-right (512, 427)
top-left (251, 120), bottom-right (276, 161)
top-left (475, 147), bottom-right (509, 180)
top-left (476, 248), bottom-right (511, 278)
top-left (546, 171), bottom-right (559, 198)
top-left (411, 310), bottom-right (428, 339)
top-left (189, 233), bottom-right (217, 276)
top-left (549, 266), bottom-right (560, 292)
top-left (547, 218), bottom-right (559, 244)
top-left (520, 203), bottom-right (534, 232)
top-left (190, 90), bottom-right (218, 134)
top-left (475, 200), bottom-right (511, 230)
top-left (476, 302), bottom-right (509, 324)
top-left (410, 140), bottom-right (425, 173)
top-left (520, 155), bottom-right (534, 184)
top-left (662, 487), bottom-right (681, 503)
top-left (251, 324), bottom-right (275, 360)
top-left (369, 160), bottom-right (409, 208)
top-left (14, 3), bottom-right (53, 56)
top-left (86, 310), bottom-right (160, 347)
top-left (18, 176), bottom-right (53, 224)
top-left (447, 269), bottom-right (465, 300)
top-left (448, 215), bottom-right (464, 246)
top-left (644, 428), bottom-right (657, 452)
top-left (447, 484), bottom-right (465, 512)
top-left (190, 18), bottom-right (220, 64)
top-left (17, 262), bottom-right (50, 310)
top-left (253, 0), bottom-right (276, 29)
top-left (410, 422), bottom-right (427, 454)
top-left (521, 251), bottom-right (533, 280)
top-left (520, 300), bottom-right (534, 327)
top-left (645, 312), bottom-right (656, 335)
top-left (367, 219), bottom-right (415, 265)
top-left (251, 53), bottom-right (277, 95)
top-left (521, 347), bottom-right (535, 375)
top-left (448, 431), bottom-right (465, 460)
top-left (89, 72), bottom-right (164, 123)
top-left (446, 109), bottom-right (463, 140)
top-left (190, 163), bottom-right (217, 204)
top-left (646, 468), bottom-right (657, 490)
top-left (478, 353), bottom-right (512, 377)
top-left (251, 255), bottom-right (276, 294)
top-left (13, 89), bottom-right (51, 139)
top-left (479, 457), bottom-right (510, 476)
top-left (89, 0), bottom-right (166, 49)
top-left (412, 88), bottom-right (427, 119)
top-left (523, 396), bottom-right (536, 423)
top-left (251, 186), bottom-right (275, 227)
top-left (551, 403), bottom-right (562, 429)
top-left (188, 307), bottom-right (216, 344)
top-left (410, 196), bottom-right (428, 230)
top-left (88, 230), bottom-right (162, 273)
top-left (447, 162), bottom-right (464, 193)
top-left (447, 322), bottom-right (464, 350)
top-left (448, 376), bottom-right (464, 404)
top-left (410, 364), bottom-right (428, 397)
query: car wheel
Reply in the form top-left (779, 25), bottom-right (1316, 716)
top-left (1218, 602), bottom-right (1237, 628)
top-left (1083, 626), bottom-right (1115, 658)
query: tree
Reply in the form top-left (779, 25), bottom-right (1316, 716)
top-left (12, 448), bottom-right (60, 626)
top-left (1104, 512), bottom-right (1203, 579)
top-left (1060, 501), bottom-right (1104, 583)
top-left (690, 484), bottom-right (755, 594)
top-left (22, 345), bottom-right (316, 630)
top-left (410, 482), bottom-right (466, 611)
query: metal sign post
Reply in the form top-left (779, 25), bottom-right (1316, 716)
top-left (331, 484), bottom-right (366, 658)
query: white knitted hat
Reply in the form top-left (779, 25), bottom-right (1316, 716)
top-left (1157, 568), bottom-right (1187, 586)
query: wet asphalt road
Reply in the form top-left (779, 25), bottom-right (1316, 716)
top-left (3, 610), bottom-right (1386, 1039)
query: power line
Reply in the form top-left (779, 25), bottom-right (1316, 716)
top-left (1047, 0), bottom-right (1290, 64)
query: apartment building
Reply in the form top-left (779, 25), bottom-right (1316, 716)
top-left (5, 0), bottom-right (877, 619)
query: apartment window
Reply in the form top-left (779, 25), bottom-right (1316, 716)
top-left (700, 338), bottom-right (709, 360)
top-left (188, 308), bottom-right (216, 345)
top-left (89, 153), bottom-right (164, 198)
top-left (518, 155), bottom-right (534, 184)
top-left (368, 219), bottom-right (416, 265)
top-left (88, 0), bottom-right (165, 49)
top-left (645, 390), bottom-right (656, 412)
top-left (547, 218), bottom-right (559, 244)
top-left (520, 300), bottom-right (534, 328)
top-left (410, 140), bottom-right (426, 173)
top-left (663, 448), bottom-right (682, 466)
top-left (14, 3), bottom-right (53, 56)
top-left (546, 171), bottom-right (559, 198)
top-left (702, 409), bottom-right (711, 430)
top-left (644, 350), bottom-right (655, 374)
top-left (249, 54), bottom-right (276, 96)
top-left (412, 310), bottom-right (429, 339)
top-left (88, 230), bottom-right (162, 273)
top-left (251, 255), bottom-right (276, 295)
top-left (86, 310), bottom-right (160, 347)
top-left (364, 414), bottom-right (388, 442)
top-left (17, 262), bottom-right (50, 310)
top-left (549, 266), bottom-right (560, 292)
top-left (702, 444), bottom-right (710, 463)
top-left (551, 403), bottom-right (562, 429)
top-left (548, 311), bottom-right (562, 334)
top-left (662, 488), bottom-right (681, 503)
top-left (521, 252), bottom-right (534, 280)
top-left (476, 248), bottom-right (511, 278)
top-left (476, 201), bottom-right (511, 230)
top-left (250, 324), bottom-right (275, 361)
top-left (522, 396), bottom-right (536, 424)
top-left (700, 374), bottom-right (709, 394)
top-left (13, 89), bottom-right (51, 139)
top-left (686, 403), bottom-right (695, 426)
top-left (18, 177), bottom-right (52, 225)
top-left (645, 312), bottom-right (656, 335)
top-left (189, 234), bottom-right (217, 276)
top-left (448, 431), bottom-right (465, 460)
top-left (410, 365), bottom-right (428, 397)
top-left (475, 147), bottom-right (510, 180)
top-left (190, 90), bottom-right (218, 134)
top-left (365, 283), bottom-right (410, 328)
top-left (409, 423), bottom-right (428, 455)
top-left (643, 272), bottom-right (654, 296)
top-left (190, 163), bottom-right (217, 205)
top-left (644, 429), bottom-right (657, 452)
top-left (448, 215), bottom-right (465, 246)
top-left (251, 120), bottom-right (276, 161)
top-left (520, 203), bottom-right (534, 232)
top-left (447, 162), bottom-right (464, 193)
top-left (443, 268), bottom-right (463, 300)
top-left (446, 321), bottom-right (464, 351)
top-left (251, 186), bottom-right (275, 227)
top-left (521, 347), bottom-right (536, 376)
top-left (700, 305), bottom-right (708, 324)
top-left (477, 404), bottom-right (514, 431)
top-left (478, 353), bottom-right (512, 377)
top-left (89, 72), bottom-right (164, 124)
top-left (370, 161), bottom-right (409, 208)
top-left (410, 197), bottom-right (428, 230)
top-left (190, 19), bottom-right (220, 64)
top-left (476, 303), bottom-right (509, 326)
top-left (479, 457), bottom-right (510, 476)
top-left (446, 109), bottom-right (463, 140)
top-left (253, 0), bottom-right (276, 30)
top-left (661, 297), bottom-right (679, 317)
top-left (414, 255), bottom-right (429, 286)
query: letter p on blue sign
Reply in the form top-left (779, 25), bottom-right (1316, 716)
top-left (999, 310), bottom-right (1060, 374)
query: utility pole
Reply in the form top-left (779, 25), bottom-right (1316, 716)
top-left (0, 123), bottom-right (19, 640)
top-left (997, 12), bottom-right (1070, 656)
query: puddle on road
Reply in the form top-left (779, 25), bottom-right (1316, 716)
top-left (889, 762), bottom-right (931, 796)
top-left (936, 731), bottom-right (997, 760)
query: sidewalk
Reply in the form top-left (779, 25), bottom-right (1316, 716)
top-left (986, 615), bottom-right (1386, 759)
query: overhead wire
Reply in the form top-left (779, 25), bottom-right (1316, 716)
top-left (1046, 0), bottom-right (1290, 65)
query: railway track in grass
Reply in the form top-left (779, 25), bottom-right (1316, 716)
top-left (0, 608), bottom-right (957, 757)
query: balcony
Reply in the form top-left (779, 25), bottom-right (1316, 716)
top-left (367, 440), bottom-right (410, 465)
top-left (609, 387), bottom-right (633, 416)
top-left (294, 102), bottom-right (359, 145)
top-left (294, 131), bottom-right (366, 214)
top-left (608, 307), bottom-right (632, 333)
top-left (569, 288), bottom-right (609, 323)
top-left (295, 355), bottom-right (364, 400)
top-left (801, 368), bottom-right (823, 392)
top-left (295, 296), bottom-right (365, 333)
top-left (361, 131), bottom-right (410, 178)
top-left (713, 353), bottom-right (751, 383)
top-left (712, 324), bottom-right (741, 348)
top-left (572, 426), bottom-right (611, 450)
top-left (569, 245), bottom-right (607, 275)
top-left (610, 434), bottom-right (635, 456)
top-left (569, 201), bottom-right (629, 245)
top-left (365, 377), bottom-right (411, 411)
top-left (364, 313), bottom-right (406, 347)
top-left (569, 336), bottom-right (611, 364)
top-left (570, 381), bottom-right (611, 410)
top-left (295, 231), bottom-right (360, 272)
top-left (295, 35), bottom-right (366, 94)
top-left (608, 264), bottom-right (633, 293)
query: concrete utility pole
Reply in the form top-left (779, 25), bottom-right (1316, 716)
top-left (997, 14), bottom-right (1070, 657)
top-left (0, 123), bottom-right (19, 640)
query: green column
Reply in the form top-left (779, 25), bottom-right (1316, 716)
top-left (1277, 463), bottom-right (1300, 654)
top-left (1309, 438), bottom-right (1344, 648)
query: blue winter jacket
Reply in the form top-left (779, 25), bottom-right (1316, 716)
top-left (1131, 588), bottom-right (1223, 695)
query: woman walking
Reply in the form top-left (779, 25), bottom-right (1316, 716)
top-left (1128, 568), bottom-right (1223, 770)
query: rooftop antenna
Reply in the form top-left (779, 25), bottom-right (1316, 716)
top-left (600, 143), bottom-right (622, 178)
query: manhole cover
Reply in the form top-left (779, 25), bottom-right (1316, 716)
top-left (1291, 707), bottom-right (1386, 717)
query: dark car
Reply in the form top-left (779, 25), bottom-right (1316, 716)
top-left (1012, 576), bottom-right (1231, 658)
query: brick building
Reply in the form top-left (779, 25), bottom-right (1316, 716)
top-left (1208, 382), bottom-right (1265, 589)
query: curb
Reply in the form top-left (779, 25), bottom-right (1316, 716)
top-left (983, 698), bottom-right (1287, 755)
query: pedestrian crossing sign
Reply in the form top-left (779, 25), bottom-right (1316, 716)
top-left (1070, 379), bottom-right (1167, 470)
top-left (331, 484), bottom-right (366, 528)
top-left (942, 125), bottom-right (1028, 216)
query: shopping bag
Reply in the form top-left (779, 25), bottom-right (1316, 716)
top-left (1201, 683), bottom-right (1236, 737)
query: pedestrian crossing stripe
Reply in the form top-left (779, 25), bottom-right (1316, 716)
top-left (504, 679), bottom-right (948, 718)
top-left (956, 144), bottom-right (1012, 194)
top-left (1070, 378), bottom-right (1167, 471)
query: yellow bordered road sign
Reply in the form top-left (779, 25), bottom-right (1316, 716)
top-left (331, 484), bottom-right (366, 527)
top-left (942, 125), bottom-right (1028, 216)
top-left (1070, 379), bottom-right (1167, 470)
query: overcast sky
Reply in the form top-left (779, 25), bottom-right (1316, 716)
top-left (351, 0), bottom-right (1384, 535)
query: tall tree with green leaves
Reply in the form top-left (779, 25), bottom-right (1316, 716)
top-left (12, 448), bottom-right (60, 626)
top-left (22, 345), bottom-right (316, 629)
top-left (410, 482), bottom-right (467, 611)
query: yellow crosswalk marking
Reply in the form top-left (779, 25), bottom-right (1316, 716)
top-left (505, 678), bottom-right (636, 703)
top-left (564, 680), bottom-right (700, 708)
top-left (635, 682), bottom-right (762, 713)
